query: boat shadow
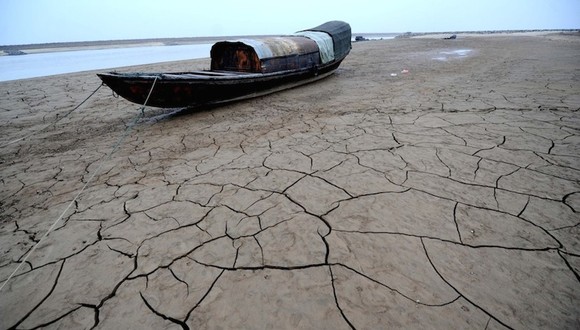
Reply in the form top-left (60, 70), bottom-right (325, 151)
top-left (143, 103), bottom-right (230, 123)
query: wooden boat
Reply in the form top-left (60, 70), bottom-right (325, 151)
top-left (97, 21), bottom-right (351, 108)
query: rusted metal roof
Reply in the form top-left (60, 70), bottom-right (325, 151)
top-left (215, 37), bottom-right (319, 61)
top-left (210, 37), bottom-right (320, 73)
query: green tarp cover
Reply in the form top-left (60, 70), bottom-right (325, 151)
top-left (303, 21), bottom-right (352, 60)
top-left (294, 31), bottom-right (334, 64)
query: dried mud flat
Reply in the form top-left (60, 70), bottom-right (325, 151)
top-left (1, 35), bottom-right (579, 329)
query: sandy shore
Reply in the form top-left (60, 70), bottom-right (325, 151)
top-left (0, 34), bottom-right (579, 329)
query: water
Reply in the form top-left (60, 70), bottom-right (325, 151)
top-left (432, 49), bottom-right (473, 61)
top-left (0, 43), bottom-right (212, 82)
top-left (352, 33), bottom-right (398, 41)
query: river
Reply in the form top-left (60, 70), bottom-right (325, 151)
top-left (0, 43), bottom-right (212, 82)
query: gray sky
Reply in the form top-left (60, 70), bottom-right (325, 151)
top-left (1, 0), bottom-right (579, 45)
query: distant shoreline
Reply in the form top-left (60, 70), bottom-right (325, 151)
top-left (0, 35), bottom-right (267, 56)
top-left (394, 28), bottom-right (579, 39)
top-left (1, 29), bottom-right (578, 56)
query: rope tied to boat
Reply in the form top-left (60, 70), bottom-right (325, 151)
top-left (0, 77), bottom-right (158, 292)
top-left (140, 76), bottom-right (158, 115)
top-left (0, 83), bottom-right (104, 148)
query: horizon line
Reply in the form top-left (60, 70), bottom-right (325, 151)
top-left (1, 28), bottom-right (578, 48)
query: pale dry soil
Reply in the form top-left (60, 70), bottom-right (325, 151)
top-left (0, 35), bottom-right (579, 329)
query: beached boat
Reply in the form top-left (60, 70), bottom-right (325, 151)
top-left (97, 21), bottom-right (351, 108)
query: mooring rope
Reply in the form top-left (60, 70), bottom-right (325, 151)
top-left (1, 83), bottom-right (104, 148)
top-left (0, 77), bottom-right (159, 292)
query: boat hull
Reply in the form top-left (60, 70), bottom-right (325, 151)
top-left (98, 58), bottom-right (344, 108)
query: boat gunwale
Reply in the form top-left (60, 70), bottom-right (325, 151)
top-left (98, 53), bottom-right (349, 82)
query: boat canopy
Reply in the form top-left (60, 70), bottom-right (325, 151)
top-left (300, 21), bottom-right (352, 60)
top-left (211, 37), bottom-right (320, 73)
top-left (210, 21), bottom-right (351, 74)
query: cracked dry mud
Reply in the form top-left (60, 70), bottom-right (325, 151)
top-left (1, 35), bottom-right (579, 329)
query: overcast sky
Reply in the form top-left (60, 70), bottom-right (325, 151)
top-left (1, 0), bottom-right (579, 45)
